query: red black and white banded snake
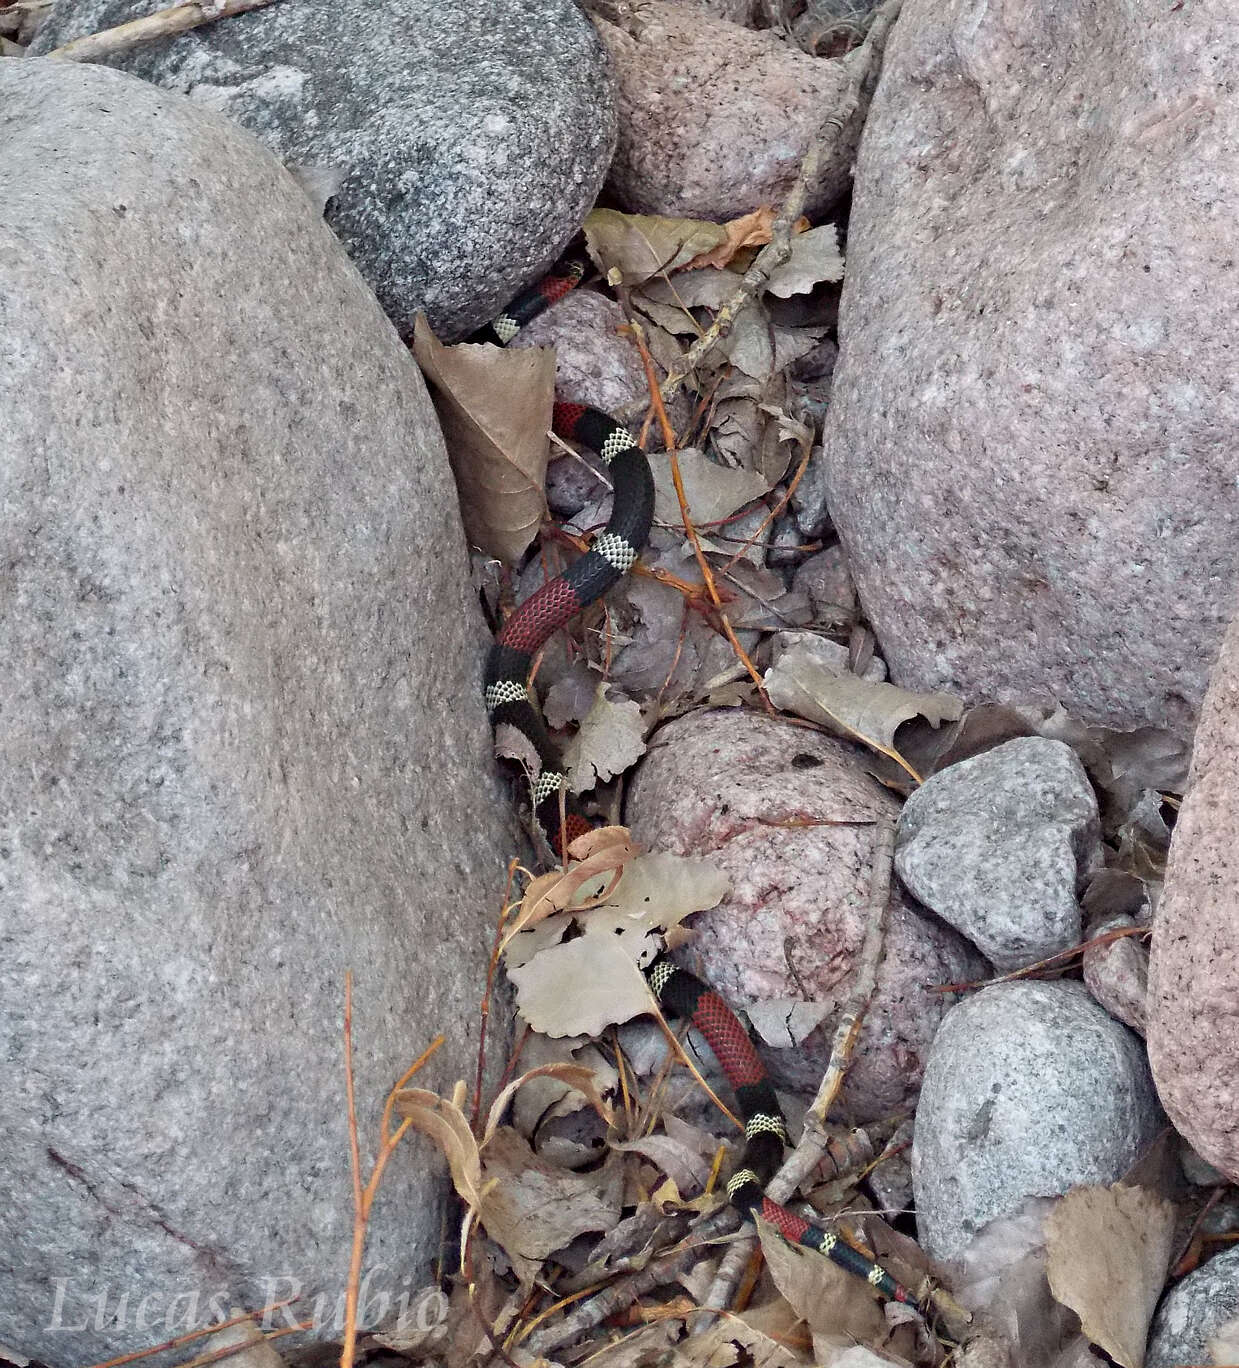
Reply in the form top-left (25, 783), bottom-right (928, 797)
top-left (474, 261), bottom-right (915, 1308)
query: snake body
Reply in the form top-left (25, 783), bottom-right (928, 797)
top-left (477, 263), bottom-right (914, 1307)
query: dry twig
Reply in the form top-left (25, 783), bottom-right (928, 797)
top-left (45, 0), bottom-right (282, 61)
top-left (340, 977), bottom-right (444, 1368)
top-left (697, 816), bottom-right (896, 1321)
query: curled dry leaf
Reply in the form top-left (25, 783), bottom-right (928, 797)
top-left (1044, 1183), bottom-right (1176, 1368)
top-left (395, 1077), bottom-right (619, 1289)
top-left (683, 205), bottom-right (779, 269)
top-left (412, 315), bottom-right (554, 565)
top-left (765, 641), bottom-right (962, 769)
top-left (509, 1037), bottom-right (619, 1141)
top-left (506, 826), bottom-right (640, 941)
top-left (561, 682), bottom-right (648, 793)
top-left (392, 1089), bottom-right (482, 1210)
top-left (482, 1062), bottom-right (614, 1147)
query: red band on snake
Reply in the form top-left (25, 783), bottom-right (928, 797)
top-left (476, 262), bottom-right (914, 1307)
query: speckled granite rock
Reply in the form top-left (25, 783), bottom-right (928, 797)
top-left (895, 738), bottom-right (1102, 971)
top-left (912, 982), bottom-right (1163, 1261)
top-left (1082, 912), bottom-right (1149, 1034)
top-left (824, 0), bottom-right (1239, 737)
top-left (1148, 608), bottom-right (1239, 1180)
top-left (0, 59), bottom-right (512, 1367)
top-left (1146, 1245), bottom-right (1239, 1368)
top-left (29, 0), bottom-right (616, 340)
top-left (626, 709), bottom-right (988, 1120)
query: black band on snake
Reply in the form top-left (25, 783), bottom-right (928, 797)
top-left (476, 262), bottom-right (914, 1307)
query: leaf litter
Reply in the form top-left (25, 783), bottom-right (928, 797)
top-left (403, 176), bottom-right (1200, 1368)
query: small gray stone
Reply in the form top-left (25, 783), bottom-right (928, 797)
top-left (1081, 913), bottom-right (1149, 1034)
top-left (1, 60), bottom-right (512, 1367)
top-left (28, 0), bottom-right (616, 340)
top-left (912, 982), bottom-right (1163, 1262)
top-left (792, 545), bottom-right (858, 630)
top-left (895, 737), bottom-right (1101, 971)
top-left (1179, 1140), bottom-right (1231, 1188)
top-left (790, 444), bottom-right (831, 539)
top-left (1146, 1246), bottom-right (1239, 1368)
top-left (765, 514), bottom-right (803, 571)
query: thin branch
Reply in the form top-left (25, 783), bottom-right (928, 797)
top-left (45, 0), bottom-right (283, 60)
top-left (81, 1301), bottom-right (302, 1368)
top-left (809, 815), bottom-right (894, 1123)
top-left (698, 817), bottom-right (896, 1320)
top-left (340, 987), bottom-right (444, 1368)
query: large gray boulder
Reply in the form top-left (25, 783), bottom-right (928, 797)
top-left (29, 0), bottom-right (617, 340)
top-left (823, 0), bottom-right (1239, 738)
top-left (0, 59), bottom-right (513, 1367)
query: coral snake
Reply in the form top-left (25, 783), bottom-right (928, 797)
top-left (473, 260), bottom-right (915, 1308)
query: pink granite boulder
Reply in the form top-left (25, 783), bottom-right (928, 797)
top-left (595, 0), bottom-right (880, 219)
top-left (625, 708), bottom-right (987, 1120)
top-left (823, 0), bottom-right (1239, 738)
top-left (1148, 610), bottom-right (1239, 1180)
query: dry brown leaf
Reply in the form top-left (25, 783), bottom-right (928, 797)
top-left (763, 224), bottom-right (844, 297)
top-left (1044, 1183), bottom-right (1176, 1368)
top-left (652, 446), bottom-right (774, 527)
top-left (482, 1061), bottom-right (614, 1147)
top-left (392, 1089), bottom-right (482, 1210)
top-left (477, 1126), bottom-right (622, 1286)
top-left (610, 1133), bottom-right (712, 1196)
top-left (508, 933), bottom-right (655, 1037)
top-left (571, 1322), bottom-right (677, 1368)
top-left (584, 208), bottom-right (729, 286)
top-left (633, 269), bottom-right (744, 333)
top-left (765, 641), bottom-right (962, 768)
top-left (506, 852), bottom-right (730, 1034)
top-left (568, 823), bottom-right (637, 862)
top-left (506, 827), bottom-right (641, 940)
top-left (756, 1217), bottom-right (887, 1342)
top-left (747, 997), bottom-right (832, 1049)
top-left (675, 1308), bottom-right (803, 1368)
top-left (584, 206), bottom-right (790, 286)
top-left (562, 682), bottom-right (648, 793)
top-left (412, 314), bottom-right (553, 565)
top-left (717, 307), bottom-right (824, 382)
top-left (683, 206), bottom-right (777, 269)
